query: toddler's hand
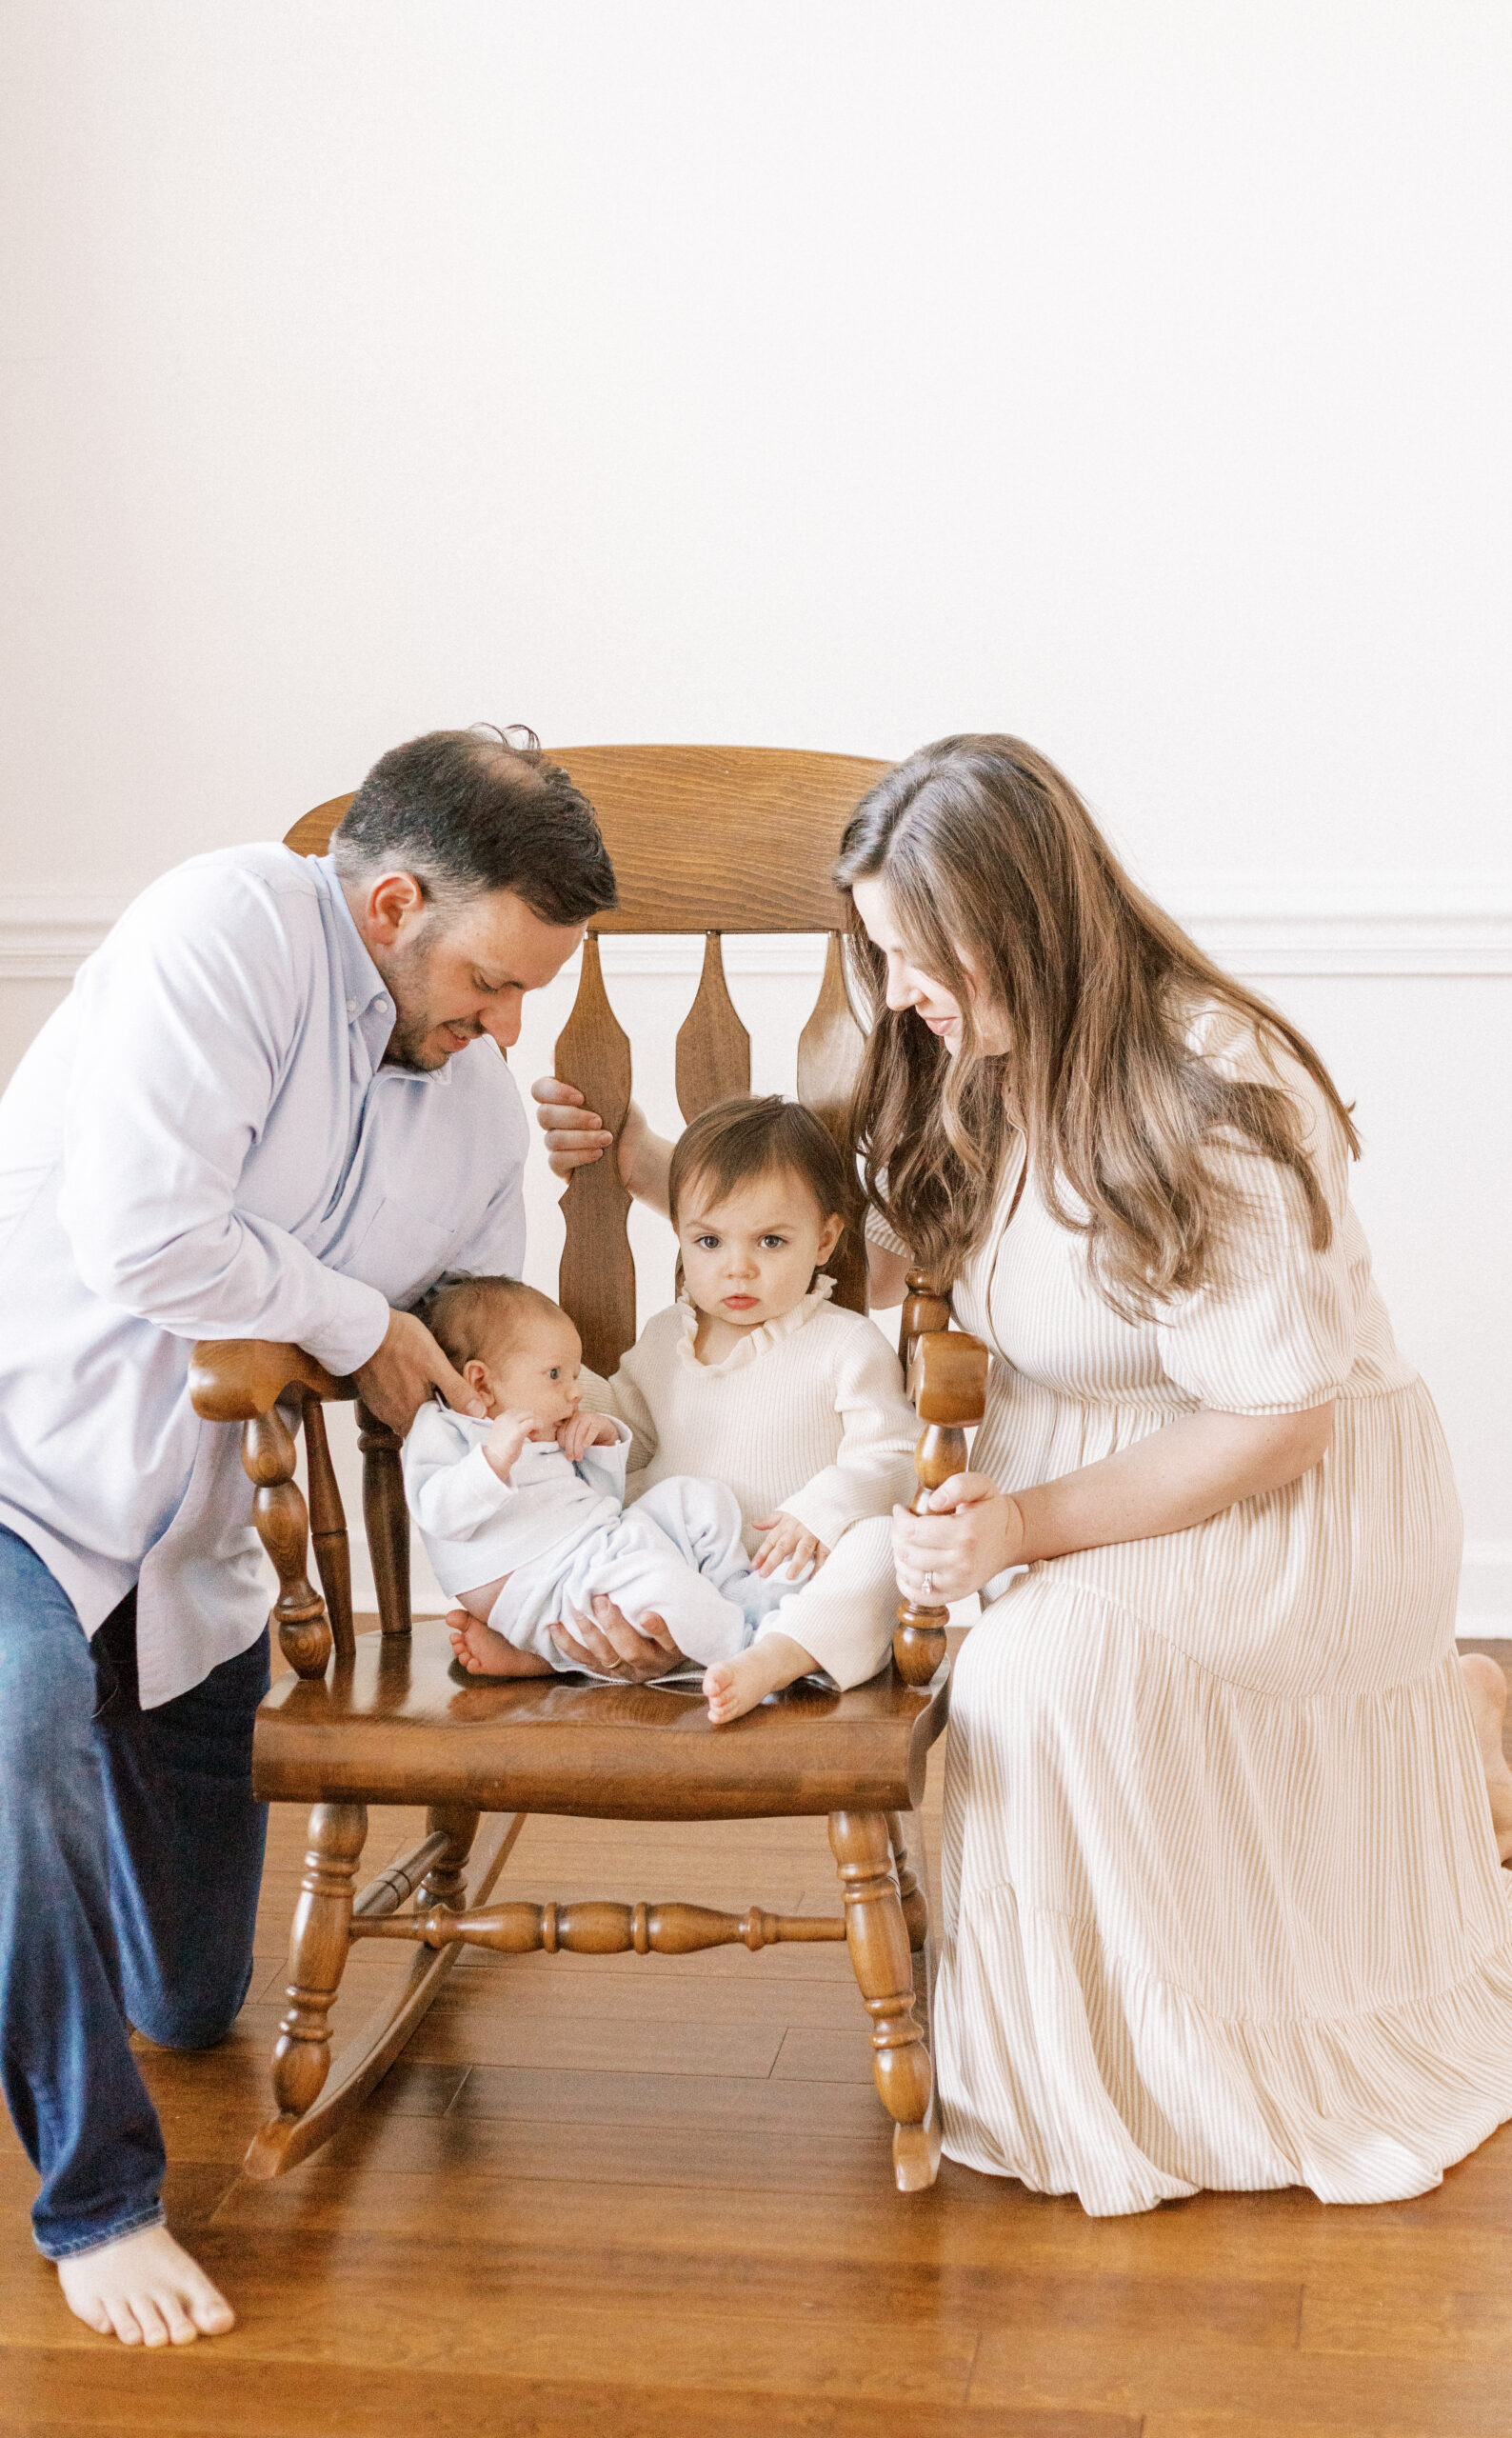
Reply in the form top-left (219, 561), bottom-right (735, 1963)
top-left (752, 1514), bottom-right (829, 1580)
top-left (557, 1411), bottom-right (619, 1463)
top-left (483, 1409), bottom-right (540, 1484)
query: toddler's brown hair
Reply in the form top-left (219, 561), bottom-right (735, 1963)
top-left (668, 1095), bottom-right (855, 1232)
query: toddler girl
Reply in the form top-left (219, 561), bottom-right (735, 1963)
top-left (590, 1095), bottom-right (918, 1723)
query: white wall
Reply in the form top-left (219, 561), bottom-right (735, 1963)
top-left (1, 4), bottom-right (1508, 1619)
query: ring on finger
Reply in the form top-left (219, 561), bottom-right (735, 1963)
top-left (922, 1570), bottom-right (935, 1598)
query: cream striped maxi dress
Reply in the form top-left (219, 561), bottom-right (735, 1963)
top-left (909, 1008), bottom-right (1512, 2211)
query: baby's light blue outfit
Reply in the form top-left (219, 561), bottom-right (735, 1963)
top-left (402, 1405), bottom-right (798, 1671)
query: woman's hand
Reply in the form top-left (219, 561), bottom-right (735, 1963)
top-left (891, 1474), bottom-right (1025, 1605)
top-left (752, 1514), bottom-right (829, 1579)
top-left (548, 1595), bottom-right (686, 1681)
top-left (529, 1079), bottom-right (670, 1209)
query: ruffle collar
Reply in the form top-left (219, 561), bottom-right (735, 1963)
top-left (675, 1273), bottom-right (836, 1375)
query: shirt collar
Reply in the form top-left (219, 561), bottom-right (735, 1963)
top-left (674, 1274), bottom-right (836, 1375)
top-left (313, 851), bottom-right (452, 1087)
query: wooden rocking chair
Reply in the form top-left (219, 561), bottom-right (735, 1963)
top-left (189, 747), bottom-right (988, 2195)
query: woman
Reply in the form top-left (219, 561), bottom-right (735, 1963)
top-left (532, 731), bottom-right (1512, 2212)
top-left (840, 733), bottom-right (1512, 2211)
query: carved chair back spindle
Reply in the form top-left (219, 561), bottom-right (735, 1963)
top-left (541, 747), bottom-right (887, 1371)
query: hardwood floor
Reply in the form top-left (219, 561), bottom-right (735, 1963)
top-left (4, 1643), bottom-right (1512, 2434)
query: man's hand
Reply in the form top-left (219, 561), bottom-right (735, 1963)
top-left (556, 1411), bottom-right (620, 1463)
top-left (483, 1409), bottom-right (540, 1484)
top-left (530, 1078), bottom-right (670, 1210)
top-left (891, 1473), bottom-right (1025, 1605)
top-left (752, 1514), bottom-right (829, 1579)
top-left (548, 1595), bottom-right (686, 1681)
top-left (352, 1309), bottom-right (487, 1438)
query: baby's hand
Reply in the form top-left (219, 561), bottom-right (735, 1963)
top-left (752, 1514), bottom-right (829, 1580)
top-left (483, 1409), bottom-right (541, 1484)
top-left (557, 1411), bottom-right (619, 1463)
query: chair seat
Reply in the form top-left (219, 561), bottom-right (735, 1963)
top-left (253, 1620), bottom-right (949, 1822)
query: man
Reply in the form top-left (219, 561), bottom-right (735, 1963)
top-left (0, 725), bottom-right (615, 2347)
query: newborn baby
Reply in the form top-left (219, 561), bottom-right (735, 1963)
top-left (403, 1275), bottom-right (790, 1682)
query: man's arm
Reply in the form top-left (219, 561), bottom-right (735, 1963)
top-left (57, 868), bottom-right (480, 1429)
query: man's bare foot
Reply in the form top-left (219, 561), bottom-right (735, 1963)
top-left (56, 2223), bottom-right (234, 2348)
top-left (1461, 1652), bottom-right (1512, 1863)
top-left (447, 1609), bottom-right (555, 1677)
top-left (704, 1630), bottom-right (817, 1726)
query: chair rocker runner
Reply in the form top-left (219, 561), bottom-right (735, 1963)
top-left (189, 748), bottom-right (989, 2194)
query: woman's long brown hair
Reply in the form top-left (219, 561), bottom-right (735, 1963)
top-left (835, 735), bottom-right (1360, 1317)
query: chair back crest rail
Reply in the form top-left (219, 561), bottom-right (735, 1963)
top-left (189, 747), bottom-right (989, 1687)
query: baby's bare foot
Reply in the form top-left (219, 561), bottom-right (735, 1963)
top-left (447, 1610), bottom-right (554, 1678)
top-left (1461, 1653), bottom-right (1512, 1863)
top-left (57, 2223), bottom-right (234, 2348)
top-left (704, 1631), bottom-right (816, 1726)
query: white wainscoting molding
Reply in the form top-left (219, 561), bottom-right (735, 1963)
top-left (4, 881), bottom-right (1512, 981)
top-left (0, 895), bottom-right (139, 981)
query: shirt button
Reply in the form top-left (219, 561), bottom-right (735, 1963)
top-left (375, 995), bottom-right (388, 1011)
top-left (346, 997), bottom-right (356, 1013)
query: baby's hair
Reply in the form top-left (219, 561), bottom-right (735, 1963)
top-left (668, 1095), bottom-right (855, 1231)
top-left (415, 1274), bottom-right (565, 1369)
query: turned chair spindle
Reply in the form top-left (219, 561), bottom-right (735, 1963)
top-left (893, 1327), bottom-right (992, 1688)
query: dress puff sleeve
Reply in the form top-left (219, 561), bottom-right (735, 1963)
top-left (863, 1201), bottom-right (911, 1260)
top-left (1155, 1012), bottom-right (1357, 1416)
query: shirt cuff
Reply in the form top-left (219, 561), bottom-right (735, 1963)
top-left (301, 1278), bottom-right (392, 1379)
top-left (779, 1487), bottom-right (869, 1552)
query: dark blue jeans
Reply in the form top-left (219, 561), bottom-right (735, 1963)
top-left (0, 1526), bottom-right (269, 2257)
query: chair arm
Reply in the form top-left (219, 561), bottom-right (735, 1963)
top-left (189, 1339), bottom-right (352, 1423)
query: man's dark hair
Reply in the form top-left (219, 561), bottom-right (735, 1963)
top-left (331, 724), bottom-right (617, 927)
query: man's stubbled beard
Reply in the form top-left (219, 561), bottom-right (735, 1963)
top-left (379, 918), bottom-right (480, 1072)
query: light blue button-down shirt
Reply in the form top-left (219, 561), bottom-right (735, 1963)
top-left (0, 845), bottom-right (527, 1704)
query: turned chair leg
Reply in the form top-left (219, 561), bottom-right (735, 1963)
top-left (829, 1808), bottom-right (942, 2192)
top-left (416, 1805), bottom-right (482, 1912)
top-left (271, 1801), bottom-right (368, 2119)
top-left (886, 1809), bottom-right (930, 1954)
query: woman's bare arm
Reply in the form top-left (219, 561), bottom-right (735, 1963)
top-left (891, 1402), bottom-right (1337, 1605)
top-left (866, 1239), bottom-right (911, 1310)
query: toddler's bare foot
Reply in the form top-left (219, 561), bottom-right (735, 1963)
top-left (448, 1609), bottom-right (555, 1678)
top-left (57, 2223), bottom-right (234, 2348)
top-left (704, 1630), bottom-right (817, 1726)
top-left (1461, 1652), bottom-right (1512, 1863)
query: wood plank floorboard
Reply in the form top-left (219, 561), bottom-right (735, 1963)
top-left (4, 1636), bottom-right (1512, 2433)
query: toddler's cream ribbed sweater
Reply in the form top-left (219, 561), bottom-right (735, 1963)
top-left (587, 1279), bottom-right (917, 1554)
